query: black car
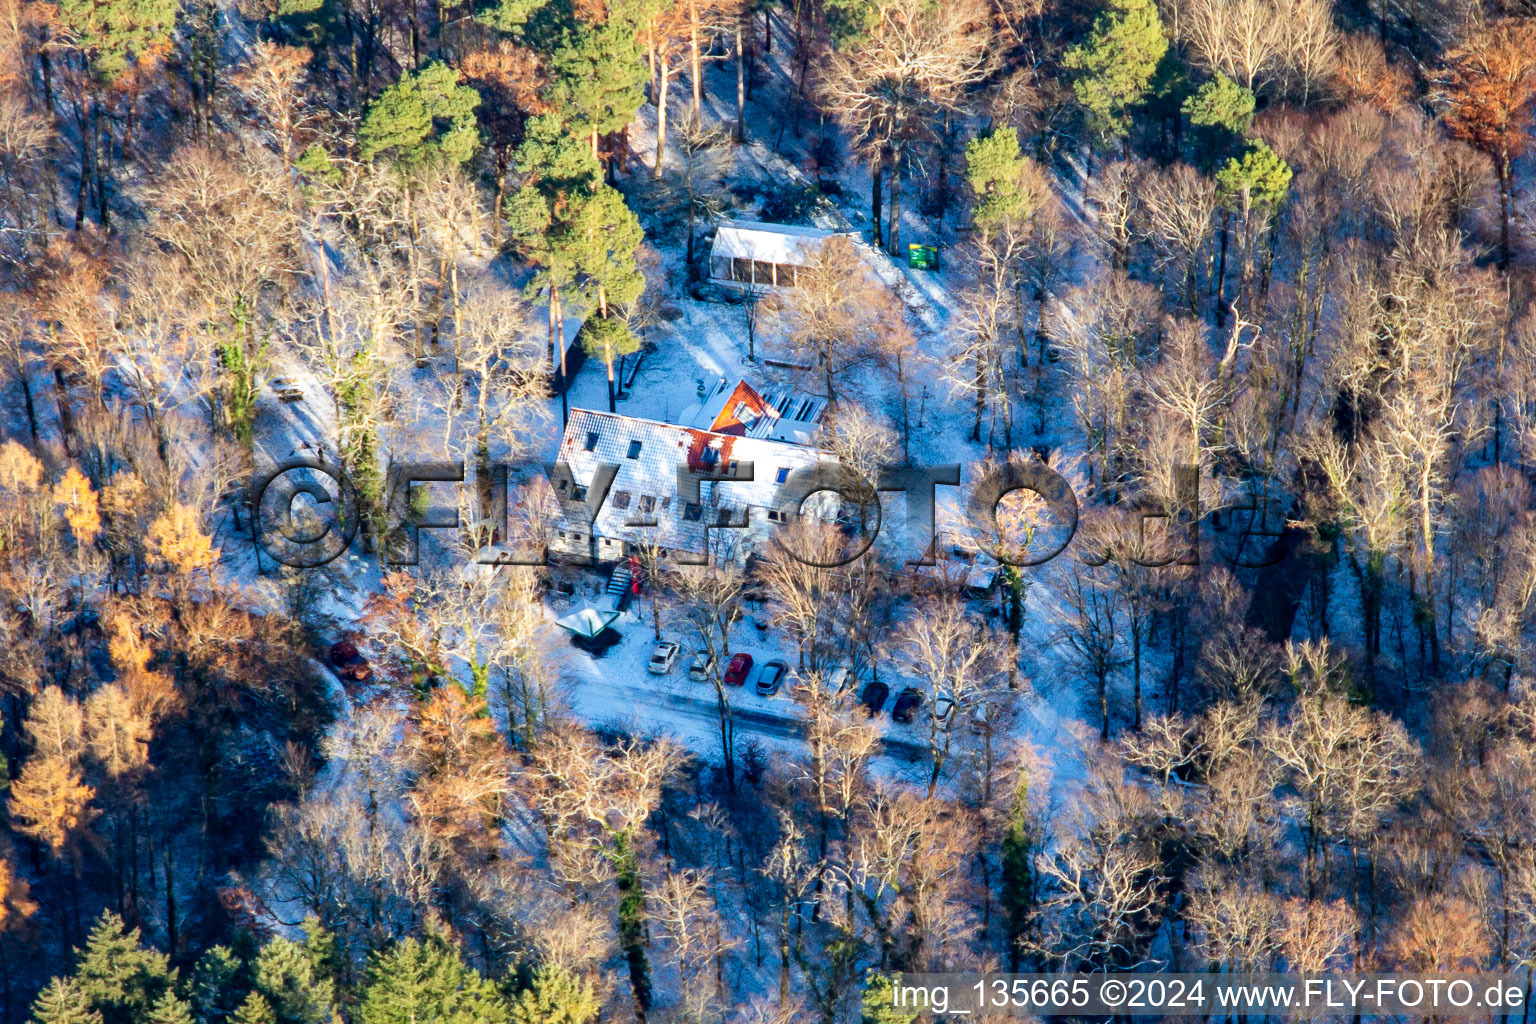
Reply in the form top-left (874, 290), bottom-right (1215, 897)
top-left (891, 687), bottom-right (924, 723)
top-left (859, 681), bottom-right (890, 717)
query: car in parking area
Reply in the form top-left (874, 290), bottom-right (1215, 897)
top-left (931, 695), bottom-right (957, 727)
top-left (859, 680), bottom-right (890, 717)
top-left (755, 659), bottom-right (789, 696)
top-left (891, 687), bottom-right (924, 722)
top-left (688, 651), bottom-right (717, 681)
top-left (723, 652), bottom-right (754, 686)
top-left (647, 640), bottom-right (681, 674)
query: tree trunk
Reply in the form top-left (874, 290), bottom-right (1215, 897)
top-left (1499, 153), bottom-right (1512, 270)
top-left (1099, 673), bottom-right (1109, 741)
top-left (1215, 210), bottom-right (1230, 328)
top-left (654, 60), bottom-right (671, 178)
top-left (735, 19), bottom-right (746, 144)
top-left (888, 143), bottom-right (904, 257)
top-left (554, 285), bottom-right (569, 425)
top-left (870, 153), bottom-right (883, 248)
top-left (689, 4), bottom-right (703, 120)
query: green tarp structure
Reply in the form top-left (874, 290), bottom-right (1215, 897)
top-left (908, 244), bottom-right (939, 270)
top-left (555, 607), bottom-right (621, 638)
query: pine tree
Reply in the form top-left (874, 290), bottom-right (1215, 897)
top-left (1062, 0), bottom-right (1168, 150)
top-left (542, 2), bottom-right (647, 159)
top-left (1214, 140), bottom-right (1291, 324)
top-left (186, 946), bottom-right (246, 1024)
top-left (74, 912), bottom-right (175, 1024)
top-left (57, 0), bottom-right (179, 82)
top-left (612, 828), bottom-right (652, 1021)
top-left (252, 938), bottom-right (336, 1024)
top-left (1216, 141), bottom-right (1292, 215)
top-left (355, 936), bottom-right (510, 1024)
top-left (568, 185), bottom-right (644, 317)
top-left (509, 965), bottom-right (599, 1024)
top-left (860, 973), bottom-right (918, 1024)
top-left (29, 978), bottom-right (103, 1024)
top-left (509, 136), bottom-right (641, 423)
top-left (514, 114), bottom-right (601, 198)
top-left (301, 918), bottom-right (343, 997)
top-left (148, 994), bottom-right (197, 1024)
top-left (1182, 74), bottom-right (1254, 171)
top-left (822, 0), bottom-right (878, 46)
top-left (359, 62), bottom-right (483, 169)
top-left (230, 993), bottom-right (276, 1024)
top-left (964, 127), bottom-right (1041, 230)
top-left (475, 0), bottom-right (551, 32)
top-left (578, 317), bottom-right (640, 413)
top-left (999, 770), bottom-right (1035, 970)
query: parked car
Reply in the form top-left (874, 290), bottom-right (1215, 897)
top-left (688, 651), bottom-right (717, 681)
top-left (891, 687), bottom-right (924, 723)
top-left (647, 640), bottom-right (681, 674)
top-left (723, 652), bottom-right (755, 686)
top-left (328, 640), bottom-right (373, 683)
top-left (931, 695), bottom-right (958, 727)
top-left (755, 659), bottom-right (790, 696)
top-left (859, 681), bottom-right (890, 717)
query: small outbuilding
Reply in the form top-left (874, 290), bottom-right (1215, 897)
top-left (708, 220), bottom-right (855, 290)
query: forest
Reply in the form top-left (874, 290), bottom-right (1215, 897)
top-left (0, 0), bottom-right (1535, 1016)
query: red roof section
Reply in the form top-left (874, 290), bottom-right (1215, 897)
top-left (707, 381), bottom-right (771, 436)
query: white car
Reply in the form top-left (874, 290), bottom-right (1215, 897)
top-left (688, 651), bottom-right (718, 681)
top-left (930, 696), bottom-right (957, 727)
top-left (647, 640), bottom-right (681, 674)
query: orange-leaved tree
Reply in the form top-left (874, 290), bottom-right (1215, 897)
top-left (1442, 19), bottom-right (1536, 268)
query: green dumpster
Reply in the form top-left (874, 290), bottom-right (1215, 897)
top-left (908, 244), bottom-right (939, 271)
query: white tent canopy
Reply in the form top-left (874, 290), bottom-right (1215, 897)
top-left (555, 607), bottom-right (620, 637)
top-left (709, 221), bottom-right (855, 288)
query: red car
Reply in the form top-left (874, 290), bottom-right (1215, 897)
top-left (723, 653), bottom-right (754, 686)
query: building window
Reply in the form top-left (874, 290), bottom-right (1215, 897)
top-left (766, 510), bottom-right (779, 522)
top-left (584, 432), bottom-right (599, 451)
top-left (627, 440), bottom-right (643, 459)
top-left (717, 507), bottom-right (732, 525)
top-left (661, 496), bottom-right (672, 510)
top-left (639, 495), bottom-right (656, 515)
top-left (572, 486), bottom-right (588, 501)
top-left (559, 530), bottom-right (568, 538)
top-left (683, 503), bottom-right (702, 521)
top-left (604, 538), bottom-right (614, 546)
top-left (732, 257), bottom-right (753, 283)
top-left (775, 466), bottom-right (790, 484)
top-left (612, 490), bottom-right (631, 510)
